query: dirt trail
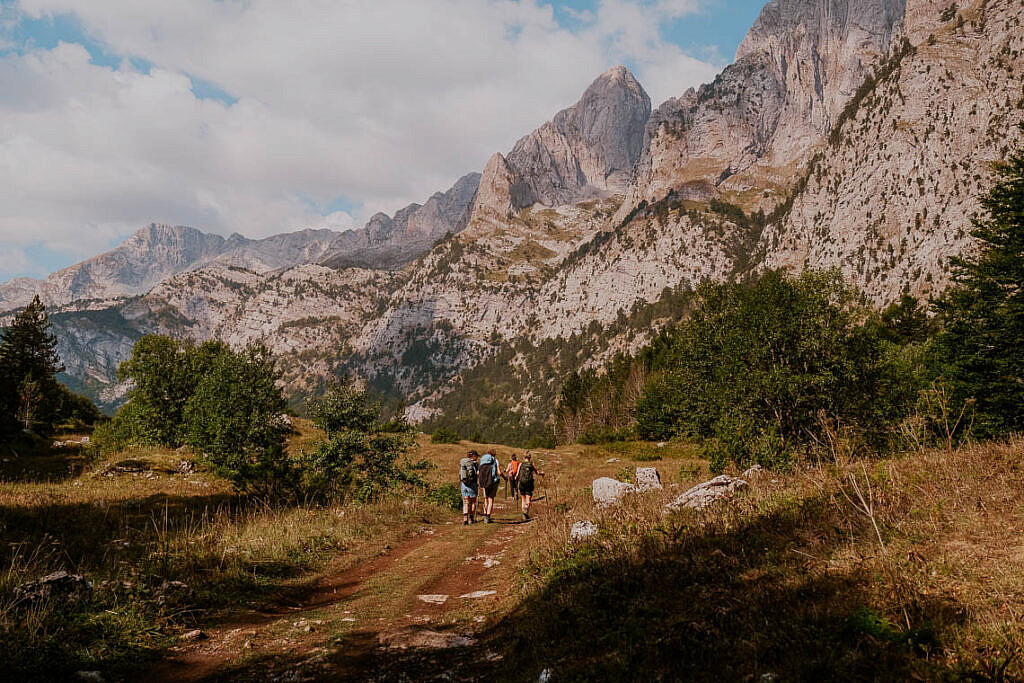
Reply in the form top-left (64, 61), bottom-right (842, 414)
top-left (149, 500), bottom-right (532, 682)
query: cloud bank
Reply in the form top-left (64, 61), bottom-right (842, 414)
top-left (0, 0), bottom-right (726, 280)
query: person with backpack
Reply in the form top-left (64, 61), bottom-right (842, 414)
top-left (477, 450), bottom-right (502, 523)
top-left (505, 454), bottom-right (521, 501)
top-left (517, 452), bottom-right (544, 521)
top-left (459, 450), bottom-right (480, 525)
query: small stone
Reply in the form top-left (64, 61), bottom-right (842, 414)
top-left (417, 594), bottom-right (449, 605)
top-left (181, 629), bottom-right (207, 641)
top-left (539, 669), bottom-right (553, 682)
top-left (75, 672), bottom-right (103, 682)
top-left (570, 520), bottom-right (599, 541)
top-left (742, 464), bottom-right (764, 479)
top-left (605, 457), bottom-right (620, 463)
top-left (459, 590), bottom-right (497, 599)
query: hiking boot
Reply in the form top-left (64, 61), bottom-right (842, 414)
top-left (486, 515), bottom-right (492, 524)
top-left (463, 519), bottom-right (469, 526)
top-left (523, 512), bottom-right (530, 521)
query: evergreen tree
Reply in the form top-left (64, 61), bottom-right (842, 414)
top-left (0, 296), bottom-right (64, 433)
top-left (932, 141), bottom-right (1024, 435)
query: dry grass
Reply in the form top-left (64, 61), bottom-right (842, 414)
top-left (0, 423), bottom-right (457, 680)
top-left (4, 429), bottom-right (1022, 680)
top-left (472, 438), bottom-right (1024, 681)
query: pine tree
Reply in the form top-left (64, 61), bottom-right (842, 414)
top-left (0, 296), bottom-right (64, 433)
top-left (933, 140), bottom-right (1024, 435)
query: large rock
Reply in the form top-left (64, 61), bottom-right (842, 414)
top-left (635, 467), bottom-right (663, 491)
top-left (666, 475), bottom-right (749, 512)
top-left (592, 477), bottom-right (637, 506)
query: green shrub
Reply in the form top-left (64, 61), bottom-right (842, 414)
top-left (300, 383), bottom-right (432, 503)
top-left (425, 483), bottom-right (462, 510)
top-left (430, 427), bottom-right (461, 444)
top-left (577, 425), bottom-right (631, 445)
top-left (636, 270), bottom-right (910, 470)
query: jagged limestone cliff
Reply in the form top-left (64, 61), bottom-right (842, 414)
top-left (8, 0), bottom-right (1023, 421)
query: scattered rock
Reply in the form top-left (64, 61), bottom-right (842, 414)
top-left (379, 628), bottom-right (474, 650)
top-left (14, 570), bottom-right (92, 606)
top-left (156, 579), bottom-right (190, 605)
top-left (742, 464), bottom-right (764, 479)
top-left (592, 477), bottom-right (636, 506)
top-left (181, 629), bottom-right (207, 641)
top-left (417, 594), bottom-right (449, 605)
top-left (176, 459), bottom-right (195, 474)
top-left (539, 669), bottom-right (553, 682)
top-left (666, 475), bottom-right (749, 511)
top-left (75, 672), bottom-right (103, 682)
top-left (605, 457), bottom-right (620, 463)
top-left (459, 590), bottom-right (497, 599)
top-left (569, 520), bottom-right (599, 542)
top-left (656, 442), bottom-right (666, 448)
top-left (635, 467), bottom-right (663, 491)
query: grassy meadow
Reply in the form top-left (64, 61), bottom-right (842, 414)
top-left (2, 420), bottom-right (1023, 680)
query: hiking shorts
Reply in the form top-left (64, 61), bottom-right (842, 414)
top-left (483, 482), bottom-right (500, 499)
top-left (461, 482), bottom-right (478, 498)
top-left (519, 481), bottom-right (535, 496)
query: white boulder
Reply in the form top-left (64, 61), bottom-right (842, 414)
top-left (635, 467), bottom-right (663, 491)
top-left (592, 477), bottom-right (636, 506)
top-left (666, 475), bottom-right (748, 511)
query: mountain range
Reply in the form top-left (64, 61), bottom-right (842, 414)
top-left (2, 0), bottom-right (1022, 423)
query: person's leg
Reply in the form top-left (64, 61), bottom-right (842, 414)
top-left (469, 496), bottom-right (477, 522)
top-left (522, 493), bottom-right (532, 519)
top-left (462, 496), bottom-right (470, 524)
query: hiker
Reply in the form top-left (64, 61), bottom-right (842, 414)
top-left (459, 450), bottom-right (480, 525)
top-left (505, 453), bottom-right (521, 501)
top-left (477, 450), bottom-right (502, 523)
top-left (517, 452), bottom-right (544, 521)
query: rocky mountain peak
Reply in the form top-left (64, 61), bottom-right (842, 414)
top-left (470, 65), bottom-right (651, 224)
top-left (620, 0), bottom-right (908, 218)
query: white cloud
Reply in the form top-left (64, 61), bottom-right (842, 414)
top-left (1, 0), bottom-right (724, 280)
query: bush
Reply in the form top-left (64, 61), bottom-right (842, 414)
top-left (430, 427), bottom-right (461, 444)
top-left (635, 270), bottom-right (907, 470)
top-left (300, 382), bottom-right (432, 503)
top-left (425, 483), bottom-right (462, 510)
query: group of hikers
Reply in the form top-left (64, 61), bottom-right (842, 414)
top-left (458, 450), bottom-right (545, 524)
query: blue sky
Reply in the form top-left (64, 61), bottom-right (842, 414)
top-left (0, 0), bottom-right (768, 281)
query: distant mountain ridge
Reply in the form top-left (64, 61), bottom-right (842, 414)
top-left (5, 0), bottom-right (1022, 423)
top-left (0, 171), bottom-right (482, 313)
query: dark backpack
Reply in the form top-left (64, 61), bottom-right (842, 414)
top-left (518, 462), bottom-right (534, 487)
top-left (478, 455), bottom-right (497, 488)
top-left (459, 458), bottom-right (478, 489)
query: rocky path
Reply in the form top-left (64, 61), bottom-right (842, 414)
top-left (150, 500), bottom-right (533, 681)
